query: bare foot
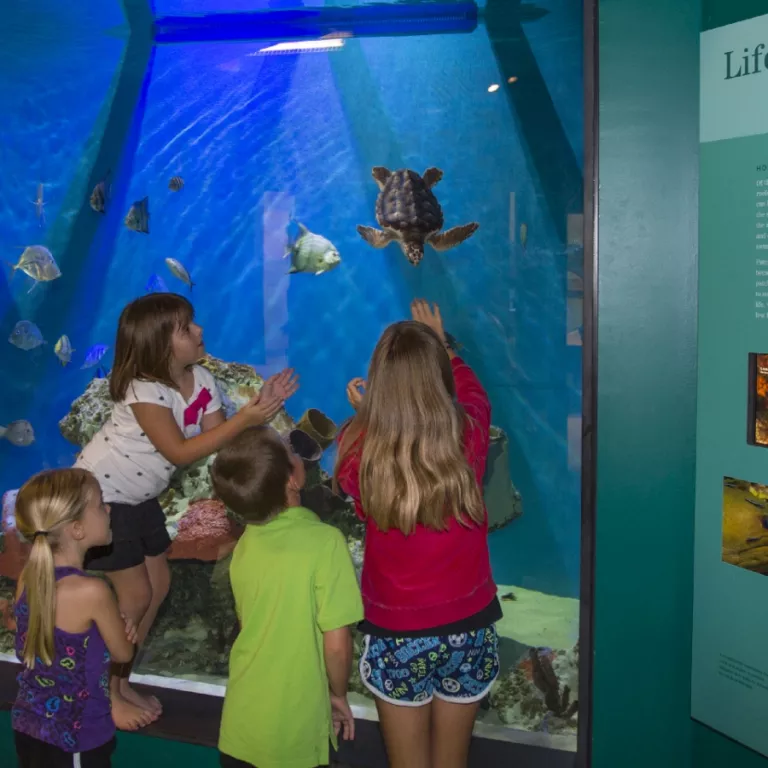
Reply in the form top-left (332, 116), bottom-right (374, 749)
top-left (111, 691), bottom-right (157, 731)
top-left (119, 678), bottom-right (162, 716)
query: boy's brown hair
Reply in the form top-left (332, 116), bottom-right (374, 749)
top-left (210, 426), bottom-right (293, 523)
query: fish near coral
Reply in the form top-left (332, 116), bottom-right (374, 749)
top-left (81, 343), bottom-right (109, 370)
top-left (0, 420), bottom-right (35, 447)
top-left (54, 334), bottom-right (74, 366)
top-left (357, 167), bottom-right (479, 266)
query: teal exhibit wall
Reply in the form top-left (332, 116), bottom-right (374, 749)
top-left (592, 0), bottom-right (699, 765)
top-left (692, 1), bottom-right (768, 763)
top-left (594, 0), bottom-right (768, 767)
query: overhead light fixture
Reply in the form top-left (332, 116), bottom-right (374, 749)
top-left (250, 39), bottom-right (344, 56)
top-left (507, 76), bottom-right (518, 83)
top-left (488, 83), bottom-right (500, 93)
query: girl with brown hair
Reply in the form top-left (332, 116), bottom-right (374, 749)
top-left (74, 293), bottom-right (299, 729)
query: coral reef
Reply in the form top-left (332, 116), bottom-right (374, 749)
top-left (489, 643), bottom-right (579, 734)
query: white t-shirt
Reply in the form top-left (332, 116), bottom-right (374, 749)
top-left (75, 365), bottom-right (223, 505)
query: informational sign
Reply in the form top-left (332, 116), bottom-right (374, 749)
top-left (694, 11), bottom-right (768, 757)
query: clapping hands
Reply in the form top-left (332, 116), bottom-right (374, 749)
top-left (261, 368), bottom-right (300, 402)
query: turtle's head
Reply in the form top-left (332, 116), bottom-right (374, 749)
top-left (401, 240), bottom-right (424, 266)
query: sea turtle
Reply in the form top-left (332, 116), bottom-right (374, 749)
top-left (357, 167), bottom-right (479, 266)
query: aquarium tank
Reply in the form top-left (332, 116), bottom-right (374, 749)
top-left (0, 0), bottom-right (584, 755)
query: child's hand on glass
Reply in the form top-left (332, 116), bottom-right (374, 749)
top-left (261, 368), bottom-right (300, 402)
top-left (410, 298), bottom-right (446, 344)
top-left (330, 694), bottom-right (355, 741)
top-left (346, 378), bottom-right (366, 411)
top-left (241, 391), bottom-right (284, 425)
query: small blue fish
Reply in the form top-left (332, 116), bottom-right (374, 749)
top-left (81, 344), bottom-right (109, 370)
top-left (9, 320), bottom-right (46, 351)
top-left (145, 273), bottom-right (169, 293)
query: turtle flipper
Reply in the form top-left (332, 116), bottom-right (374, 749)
top-left (427, 223), bottom-right (479, 251)
top-left (357, 225), bottom-right (393, 248)
top-left (371, 167), bottom-right (392, 190)
top-left (422, 167), bottom-right (443, 189)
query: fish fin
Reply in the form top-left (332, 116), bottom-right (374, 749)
top-left (5, 261), bottom-right (16, 280)
top-left (27, 281), bottom-right (39, 294)
top-left (287, 267), bottom-right (298, 274)
top-left (315, 270), bottom-right (325, 275)
top-left (296, 221), bottom-right (309, 236)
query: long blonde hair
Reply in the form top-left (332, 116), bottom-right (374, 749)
top-left (14, 468), bottom-right (97, 668)
top-left (334, 321), bottom-right (484, 534)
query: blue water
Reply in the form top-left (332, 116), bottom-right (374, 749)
top-left (0, 0), bottom-right (582, 600)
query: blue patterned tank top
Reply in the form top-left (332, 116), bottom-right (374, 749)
top-left (12, 566), bottom-right (114, 752)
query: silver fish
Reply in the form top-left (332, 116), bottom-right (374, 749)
top-left (124, 197), bottom-right (149, 234)
top-left (30, 183), bottom-right (45, 227)
top-left (285, 222), bottom-right (341, 276)
top-left (9, 320), bottom-right (46, 351)
top-left (168, 176), bottom-right (184, 192)
top-left (6, 246), bottom-right (61, 293)
top-left (0, 420), bottom-right (35, 447)
top-left (90, 171), bottom-right (111, 214)
top-left (54, 334), bottom-right (74, 366)
top-left (165, 257), bottom-right (194, 290)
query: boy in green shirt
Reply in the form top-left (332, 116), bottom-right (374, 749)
top-left (210, 425), bottom-right (364, 768)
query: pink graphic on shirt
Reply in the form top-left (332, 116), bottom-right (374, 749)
top-left (183, 387), bottom-right (212, 427)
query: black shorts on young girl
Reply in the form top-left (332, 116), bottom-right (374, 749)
top-left (359, 626), bottom-right (499, 705)
top-left (84, 498), bottom-right (171, 572)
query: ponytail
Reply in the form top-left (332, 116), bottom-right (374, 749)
top-left (22, 534), bottom-right (56, 667)
top-left (14, 469), bottom-right (96, 669)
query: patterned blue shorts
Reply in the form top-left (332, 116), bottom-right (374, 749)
top-left (359, 626), bottom-right (499, 706)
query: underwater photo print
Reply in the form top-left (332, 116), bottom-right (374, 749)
top-left (747, 353), bottom-right (768, 446)
top-left (722, 476), bottom-right (768, 574)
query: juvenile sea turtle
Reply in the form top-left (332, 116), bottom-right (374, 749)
top-left (357, 166), bottom-right (479, 266)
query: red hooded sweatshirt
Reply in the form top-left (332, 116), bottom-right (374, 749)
top-left (336, 356), bottom-right (497, 632)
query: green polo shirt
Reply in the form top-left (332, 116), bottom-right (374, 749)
top-left (218, 506), bottom-right (363, 768)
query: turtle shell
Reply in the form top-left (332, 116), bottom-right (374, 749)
top-left (375, 170), bottom-right (444, 237)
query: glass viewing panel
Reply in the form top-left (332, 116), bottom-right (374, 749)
top-left (0, 0), bottom-right (584, 754)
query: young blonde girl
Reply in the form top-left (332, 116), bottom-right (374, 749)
top-left (12, 468), bottom-right (137, 768)
top-left (334, 299), bottom-right (500, 768)
top-left (75, 293), bottom-right (298, 730)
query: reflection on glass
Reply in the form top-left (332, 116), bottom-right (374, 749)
top-left (0, 0), bottom-right (584, 754)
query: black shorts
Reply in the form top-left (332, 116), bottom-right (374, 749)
top-left (15, 730), bottom-right (116, 768)
top-left (85, 497), bottom-right (171, 572)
